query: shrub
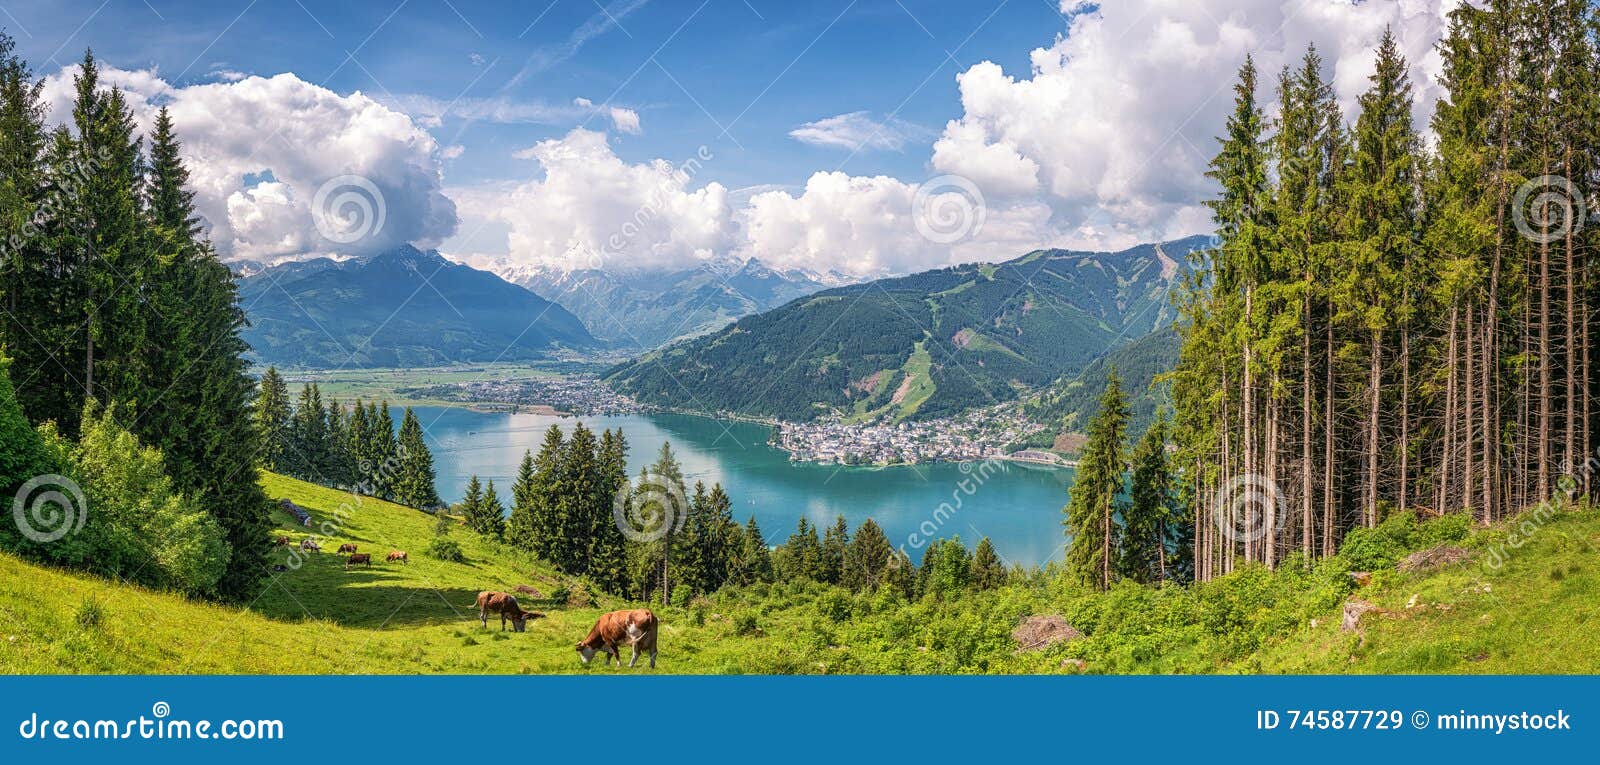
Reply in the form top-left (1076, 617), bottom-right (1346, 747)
top-left (671, 584), bottom-right (692, 607)
top-left (74, 596), bottom-right (105, 630)
top-left (428, 538), bottom-right (465, 562)
top-left (816, 590), bottom-right (851, 623)
top-left (6, 405), bottom-right (228, 597)
top-left (733, 613), bottom-right (759, 636)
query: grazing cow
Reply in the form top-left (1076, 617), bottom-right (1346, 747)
top-left (576, 609), bottom-right (658, 669)
top-left (300, 539), bottom-right (320, 552)
top-left (344, 553), bottom-right (372, 570)
top-left (337, 543), bottom-right (358, 554)
top-left (471, 591), bottom-right (544, 632)
top-left (274, 536), bottom-right (291, 547)
top-left (386, 551), bottom-right (408, 564)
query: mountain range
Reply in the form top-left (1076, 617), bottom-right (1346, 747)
top-left (237, 245), bottom-right (596, 368)
top-left (605, 235), bottom-right (1211, 422)
top-left (497, 258), bottom-right (841, 349)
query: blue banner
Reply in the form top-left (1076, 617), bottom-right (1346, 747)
top-left (0, 676), bottom-right (1591, 763)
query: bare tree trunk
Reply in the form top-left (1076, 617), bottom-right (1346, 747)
top-left (1323, 311), bottom-right (1335, 555)
top-left (1302, 289), bottom-right (1313, 558)
top-left (1366, 330), bottom-right (1382, 527)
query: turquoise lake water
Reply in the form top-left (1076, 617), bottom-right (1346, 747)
top-left (413, 407), bottom-right (1076, 567)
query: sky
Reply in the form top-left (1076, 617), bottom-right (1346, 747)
top-left (8, 0), bottom-right (1459, 278)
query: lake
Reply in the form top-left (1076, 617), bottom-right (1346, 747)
top-left (412, 407), bottom-right (1076, 567)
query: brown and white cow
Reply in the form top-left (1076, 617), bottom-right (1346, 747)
top-left (472, 591), bottom-right (544, 632)
top-left (337, 543), bottom-right (358, 554)
top-left (386, 551), bottom-right (408, 564)
top-left (576, 609), bottom-right (658, 669)
top-left (344, 553), bottom-right (372, 570)
top-left (274, 536), bottom-right (291, 547)
top-left (300, 539), bottom-right (320, 552)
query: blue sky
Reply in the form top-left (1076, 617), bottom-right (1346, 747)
top-left (5, 1), bottom-right (1452, 277)
top-left (11, 0), bottom-right (1063, 191)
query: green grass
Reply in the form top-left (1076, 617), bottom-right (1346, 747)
top-left (2, 473), bottom-right (1598, 674)
top-left (889, 343), bottom-right (936, 422)
top-left (280, 363), bottom-right (587, 408)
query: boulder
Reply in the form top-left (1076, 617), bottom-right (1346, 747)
top-left (1397, 545), bottom-right (1471, 573)
top-left (1012, 615), bottom-right (1082, 652)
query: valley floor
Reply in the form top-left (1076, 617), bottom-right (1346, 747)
top-left (2, 473), bottom-right (1597, 674)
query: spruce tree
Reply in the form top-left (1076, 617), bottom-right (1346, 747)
top-left (1121, 413), bottom-right (1173, 583)
top-left (844, 517), bottom-right (891, 591)
top-left (820, 515), bottom-right (848, 585)
top-left (1064, 371), bottom-right (1129, 590)
top-left (506, 449), bottom-right (539, 551)
top-left (480, 479), bottom-right (505, 539)
top-left (252, 367), bottom-right (291, 471)
top-left (393, 407), bottom-right (438, 509)
top-left (969, 537), bottom-right (1006, 590)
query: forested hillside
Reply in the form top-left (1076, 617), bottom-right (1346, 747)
top-left (1169, 2), bottom-right (1600, 583)
top-left (1024, 327), bottom-right (1180, 446)
top-left (607, 236), bottom-right (1208, 422)
top-left (238, 245), bottom-right (596, 368)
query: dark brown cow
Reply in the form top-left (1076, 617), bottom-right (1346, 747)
top-left (513, 584), bottom-right (542, 596)
top-left (576, 609), bottom-right (658, 668)
top-left (274, 536), bottom-right (291, 547)
top-left (300, 539), bottom-right (320, 552)
top-left (344, 553), bottom-right (372, 570)
top-left (471, 591), bottom-right (544, 632)
top-left (386, 551), bottom-right (408, 564)
top-left (337, 543), bottom-right (358, 554)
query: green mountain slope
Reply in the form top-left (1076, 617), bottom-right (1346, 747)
top-left (1023, 326), bottom-right (1181, 446)
top-left (238, 246), bottom-right (597, 368)
top-left (3, 471), bottom-right (1595, 674)
top-left (606, 236), bottom-right (1210, 422)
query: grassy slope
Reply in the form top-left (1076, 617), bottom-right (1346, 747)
top-left (2, 473), bottom-right (1597, 674)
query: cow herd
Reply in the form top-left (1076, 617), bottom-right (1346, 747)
top-left (273, 534), bottom-right (661, 668)
top-left (275, 536), bottom-right (406, 571)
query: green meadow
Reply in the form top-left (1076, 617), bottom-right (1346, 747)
top-left (2, 472), bottom-right (1597, 674)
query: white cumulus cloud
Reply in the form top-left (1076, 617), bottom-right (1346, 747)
top-left (41, 65), bottom-right (458, 262)
top-left (477, 128), bottom-right (733, 273)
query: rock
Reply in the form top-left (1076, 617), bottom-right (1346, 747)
top-left (1342, 599), bottom-right (1379, 633)
top-left (1405, 593), bottom-right (1419, 609)
top-left (1012, 615), bottom-right (1082, 652)
top-left (1397, 545), bottom-right (1472, 573)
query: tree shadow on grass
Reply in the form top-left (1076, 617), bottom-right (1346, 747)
top-left (253, 563), bottom-right (500, 629)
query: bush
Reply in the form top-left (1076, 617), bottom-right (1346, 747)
top-left (5, 405), bottom-right (228, 597)
top-left (733, 613), bottom-right (759, 636)
top-left (816, 590), bottom-right (851, 623)
top-left (671, 584), bottom-right (692, 607)
top-left (427, 538), bottom-right (465, 562)
top-left (74, 596), bottom-right (105, 630)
